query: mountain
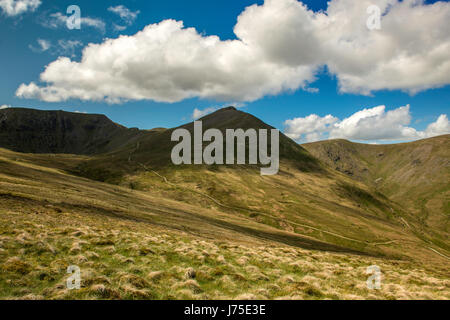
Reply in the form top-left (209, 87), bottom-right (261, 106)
top-left (303, 136), bottom-right (450, 251)
top-left (57, 107), bottom-right (447, 263)
top-left (69, 106), bottom-right (324, 184)
top-left (84, 106), bottom-right (321, 169)
top-left (0, 107), bottom-right (448, 299)
top-left (0, 107), bottom-right (144, 154)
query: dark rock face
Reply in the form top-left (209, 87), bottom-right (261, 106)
top-left (0, 108), bottom-right (141, 154)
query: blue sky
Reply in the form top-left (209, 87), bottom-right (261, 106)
top-left (0, 0), bottom-right (449, 143)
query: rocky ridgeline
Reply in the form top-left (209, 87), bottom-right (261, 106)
top-left (0, 108), bottom-right (142, 154)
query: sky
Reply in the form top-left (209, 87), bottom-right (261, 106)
top-left (0, 0), bottom-right (449, 144)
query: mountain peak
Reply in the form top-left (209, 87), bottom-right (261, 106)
top-left (197, 106), bottom-right (239, 120)
top-left (219, 106), bottom-right (237, 111)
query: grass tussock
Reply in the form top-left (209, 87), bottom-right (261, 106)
top-left (0, 205), bottom-right (449, 300)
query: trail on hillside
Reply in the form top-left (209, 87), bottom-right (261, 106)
top-left (129, 141), bottom-right (449, 260)
top-left (398, 216), bottom-right (450, 261)
top-left (136, 161), bottom-right (395, 246)
top-left (149, 166), bottom-right (450, 260)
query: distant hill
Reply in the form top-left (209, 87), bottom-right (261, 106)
top-left (0, 108), bottom-right (144, 154)
top-left (303, 136), bottom-right (450, 250)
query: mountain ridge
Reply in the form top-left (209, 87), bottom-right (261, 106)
top-left (304, 135), bottom-right (450, 251)
top-left (0, 107), bottom-right (144, 155)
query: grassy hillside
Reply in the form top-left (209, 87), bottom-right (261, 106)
top-left (0, 147), bottom-right (448, 300)
top-left (303, 136), bottom-right (450, 252)
top-left (0, 107), bottom-right (448, 300)
top-left (67, 108), bottom-right (448, 264)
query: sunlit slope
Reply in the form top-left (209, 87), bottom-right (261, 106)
top-left (0, 147), bottom-right (363, 255)
top-left (0, 107), bottom-right (448, 265)
top-left (55, 108), bottom-right (447, 263)
top-left (303, 136), bottom-right (450, 250)
top-left (0, 147), bottom-right (449, 300)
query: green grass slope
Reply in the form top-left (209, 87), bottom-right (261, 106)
top-left (303, 136), bottom-right (450, 252)
top-left (64, 108), bottom-right (448, 265)
top-left (0, 107), bottom-right (448, 300)
top-left (0, 147), bottom-right (448, 300)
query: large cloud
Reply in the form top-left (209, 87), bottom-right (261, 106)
top-left (320, 0), bottom-right (450, 94)
top-left (284, 105), bottom-right (450, 142)
top-left (0, 0), bottom-right (40, 16)
top-left (17, 19), bottom-right (315, 103)
top-left (236, 0), bottom-right (450, 95)
top-left (16, 0), bottom-right (450, 103)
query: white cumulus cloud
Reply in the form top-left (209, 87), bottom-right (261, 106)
top-left (16, 0), bottom-right (450, 103)
top-left (0, 104), bottom-right (11, 109)
top-left (235, 0), bottom-right (450, 95)
top-left (284, 105), bottom-right (450, 142)
top-left (284, 114), bottom-right (338, 141)
top-left (0, 0), bottom-right (40, 16)
top-left (16, 19), bottom-right (315, 103)
top-left (424, 114), bottom-right (450, 138)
